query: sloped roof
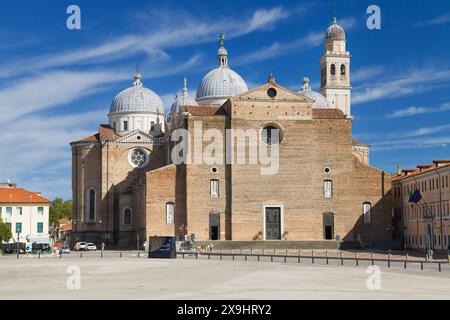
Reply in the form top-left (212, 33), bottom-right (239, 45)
top-left (0, 187), bottom-right (51, 204)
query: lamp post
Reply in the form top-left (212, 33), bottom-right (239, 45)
top-left (16, 232), bottom-right (20, 259)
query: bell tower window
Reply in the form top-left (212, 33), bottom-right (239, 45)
top-left (340, 64), bottom-right (346, 76)
top-left (330, 64), bottom-right (336, 76)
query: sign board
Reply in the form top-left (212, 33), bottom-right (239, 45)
top-left (148, 236), bottom-right (176, 259)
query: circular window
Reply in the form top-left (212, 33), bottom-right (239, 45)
top-left (211, 167), bottom-right (219, 173)
top-left (267, 88), bottom-right (277, 98)
top-left (128, 148), bottom-right (149, 168)
top-left (324, 167), bottom-right (331, 174)
top-left (261, 124), bottom-right (282, 145)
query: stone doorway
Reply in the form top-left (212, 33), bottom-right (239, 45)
top-left (265, 207), bottom-right (281, 240)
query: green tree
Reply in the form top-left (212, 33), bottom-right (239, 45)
top-left (49, 198), bottom-right (73, 227)
top-left (0, 218), bottom-right (12, 243)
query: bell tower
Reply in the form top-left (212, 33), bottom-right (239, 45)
top-left (320, 16), bottom-right (351, 116)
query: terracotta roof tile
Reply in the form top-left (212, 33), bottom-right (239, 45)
top-left (0, 187), bottom-right (51, 204)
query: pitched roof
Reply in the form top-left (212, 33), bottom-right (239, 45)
top-left (181, 106), bottom-right (226, 116)
top-left (72, 125), bottom-right (119, 144)
top-left (392, 161), bottom-right (450, 182)
top-left (0, 187), bottom-right (51, 204)
top-left (313, 109), bottom-right (346, 119)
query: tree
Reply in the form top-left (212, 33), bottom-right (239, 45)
top-left (49, 198), bottom-right (73, 227)
top-left (0, 218), bottom-right (12, 243)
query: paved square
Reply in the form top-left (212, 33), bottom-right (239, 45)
top-left (1, 254), bottom-right (449, 299)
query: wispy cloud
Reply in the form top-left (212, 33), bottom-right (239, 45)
top-left (415, 12), bottom-right (450, 27)
top-left (352, 65), bottom-right (385, 83)
top-left (386, 102), bottom-right (450, 118)
top-left (0, 7), bottom-right (291, 79)
top-left (234, 16), bottom-right (357, 66)
top-left (353, 67), bottom-right (450, 105)
top-left (372, 136), bottom-right (450, 151)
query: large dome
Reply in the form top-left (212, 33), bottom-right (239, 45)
top-left (171, 77), bottom-right (198, 113)
top-left (298, 77), bottom-right (333, 109)
top-left (196, 33), bottom-right (248, 105)
top-left (196, 67), bottom-right (248, 101)
top-left (109, 73), bottom-right (164, 114)
top-left (325, 17), bottom-right (346, 41)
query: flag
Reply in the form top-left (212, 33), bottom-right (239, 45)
top-left (408, 189), bottom-right (422, 203)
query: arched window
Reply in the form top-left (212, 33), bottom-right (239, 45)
top-left (124, 208), bottom-right (132, 225)
top-left (363, 202), bottom-right (371, 224)
top-left (86, 188), bottom-right (96, 221)
top-left (330, 64), bottom-right (336, 76)
top-left (166, 202), bottom-right (174, 224)
top-left (340, 64), bottom-right (346, 76)
top-left (324, 180), bottom-right (333, 199)
top-left (261, 124), bottom-right (282, 145)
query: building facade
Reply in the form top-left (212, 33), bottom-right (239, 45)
top-left (0, 182), bottom-right (51, 244)
top-left (392, 160), bottom-right (450, 251)
top-left (71, 17), bottom-right (395, 249)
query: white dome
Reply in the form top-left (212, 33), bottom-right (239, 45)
top-left (196, 33), bottom-right (248, 105)
top-left (171, 77), bottom-right (198, 113)
top-left (298, 77), bottom-right (333, 109)
top-left (196, 67), bottom-right (248, 102)
top-left (109, 73), bottom-right (164, 114)
top-left (325, 17), bottom-right (346, 41)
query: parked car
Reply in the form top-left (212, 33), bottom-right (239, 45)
top-left (75, 242), bottom-right (87, 251)
top-left (87, 243), bottom-right (97, 251)
top-left (60, 246), bottom-right (71, 254)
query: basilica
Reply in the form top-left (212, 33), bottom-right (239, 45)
top-left (71, 17), bottom-right (394, 248)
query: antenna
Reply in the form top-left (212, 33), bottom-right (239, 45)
top-left (134, 63), bottom-right (141, 74)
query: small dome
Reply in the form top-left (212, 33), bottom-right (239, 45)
top-left (325, 17), bottom-right (345, 41)
top-left (298, 77), bottom-right (333, 109)
top-left (196, 33), bottom-right (248, 105)
top-left (109, 73), bottom-right (164, 114)
top-left (171, 77), bottom-right (198, 113)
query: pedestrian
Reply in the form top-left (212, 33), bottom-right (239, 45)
top-left (101, 242), bottom-right (105, 252)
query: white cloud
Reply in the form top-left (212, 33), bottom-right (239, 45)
top-left (386, 103), bottom-right (450, 118)
top-left (0, 110), bottom-right (105, 199)
top-left (0, 7), bottom-right (292, 79)
top-left (353, 67), bottom-right (450, 105)
top-left (415, 12), bottom-right (450, 27)
top-left (233, 15), bottom-right (357, 66)
top-left (352, 65), bottom-right (385, 83)
top-left (372, 136), bottom-right (450, 152)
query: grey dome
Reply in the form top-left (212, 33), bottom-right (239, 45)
top-left (109, 73), bottom-right (164, 114)
top-left (298, 77), bottom-right (333, 109)
top-left (325, 17), bottom-right (345, 41)
top-left (196, 32), bottom-right (248, 103)
top-left (171, 77), bottom-right (198, 113)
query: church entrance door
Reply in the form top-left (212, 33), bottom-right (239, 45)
top-left (265, 207), bottom-right (281, 240)
top-left (209, 213), bottom-right (220, 240)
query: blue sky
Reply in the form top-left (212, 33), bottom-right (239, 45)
top-left (0, 0), bottom-right (450, 200)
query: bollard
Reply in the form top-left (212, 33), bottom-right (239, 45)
top-left (421, 261), bottom-right (423, 270)
top-left (326, 251), bottom-right (329, 265)
top-left (257, 255), bottom-right (260, 262)
top-left (38, 251), bottom-right (41, 259)
top-left (299, 250), bottom-right (301, 263)
top-left (101, 251), bottom-right (103, 258)
top-left (341, 252), bottom-right (344, 266)
top-left (312, 250), bottom-right (314, 264)
top-left (356, 252), bottom-right (359, 266)
top-left (388, 256), bottom-right (390, 268)
top-left (220, 251), bottom-right (223, 260)
top-left (80, 252), bottom-right (82, 259)
top-left (245, 254), bottom-right (247, 261)
top-left (60, 252), bottom-right (62, 259)
top-left (138, 251), bottom-right (140, 259)
top-left (232, 254), bottom-right (235, 261)
top-left (208, 253), bottom-right (211, 260)
top-left (371, 252), bottom-right (374, 265)
top-left (439, 263), bottom-right (442, 272)
top-left (182, 252), bottom-right (185, 259)
top-left (404, 260), bottom-right (407, 269)
top-left (120, 252), bottom-right (122, 258)
top-left (271, 255), bottom-right (273, 262)
top-left (196, 253), bottom-right (198, 260)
